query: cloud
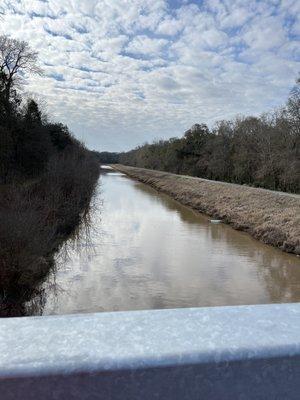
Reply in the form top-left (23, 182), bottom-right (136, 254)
top-left (156, 17), bottom-right (183, 35)
top-left (126, 35), bottom-right (168, 56)
top-left (1, 0), bottom-right (299, 151)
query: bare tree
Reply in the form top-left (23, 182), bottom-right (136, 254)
top-left (0, 35), bottom-right (42, 113)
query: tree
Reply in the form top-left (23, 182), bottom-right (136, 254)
top-left (285, 77), bottom-right (300, 135)
top-left (24, 99), bottom-right (42, 127)
top-left (0, 35), bottom-right (42, 119)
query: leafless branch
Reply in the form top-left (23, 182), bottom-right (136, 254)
top-left (0, 35), bottom-right (43, 103)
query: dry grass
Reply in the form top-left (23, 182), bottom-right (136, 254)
top-left (0, 148), bottom-right (100, 316)
top-left (113, 165), bottom-right (300, 255)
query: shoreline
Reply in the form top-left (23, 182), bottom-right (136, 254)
top-left (112, 164), bottom-right (300, 256)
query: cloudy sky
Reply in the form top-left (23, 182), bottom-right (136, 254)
top-left (1, 0), bottom-right (299, 151)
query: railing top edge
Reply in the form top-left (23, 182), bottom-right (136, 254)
top-left (0, 303), bottom-right (300, 378)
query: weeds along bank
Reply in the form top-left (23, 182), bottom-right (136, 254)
top-left (0, 147), bottom-right (100, 316)
top-left (0, 35), bottom-right (100, 316)
top-left (113, 165), bottom-right (300, 256)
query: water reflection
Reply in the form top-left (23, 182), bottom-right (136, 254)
top-left (0, 190), bottom-right (98, 318)
top-left (41, 169), bottom-right (300, 315)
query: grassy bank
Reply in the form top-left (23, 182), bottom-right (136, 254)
top-left (112, 165), bottom-right (300, 255)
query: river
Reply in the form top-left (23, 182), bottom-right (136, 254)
top-left (42, 166), bottom-right (300, 315)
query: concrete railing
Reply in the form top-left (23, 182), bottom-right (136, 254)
top-left (0, 303), bottom-right (300, 399)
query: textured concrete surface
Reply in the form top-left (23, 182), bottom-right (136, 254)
top-left (0, 303), bottom-right (300, 399)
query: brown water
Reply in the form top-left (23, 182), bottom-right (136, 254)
top-left (42, 167), bottom-right (300, 315)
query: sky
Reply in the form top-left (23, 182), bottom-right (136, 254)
top-left (1, 0), bottom-right (299, 151)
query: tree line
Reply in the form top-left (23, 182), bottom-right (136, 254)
top-left (102, 81), bottom-right (299, 193)
top-left (0, 35), bottom-right (93, 184)
top-left (0, 34), bottom-right (100, 316)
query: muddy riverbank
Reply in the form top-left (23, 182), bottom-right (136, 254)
top-left (112, 165), bottom-right (300, 255)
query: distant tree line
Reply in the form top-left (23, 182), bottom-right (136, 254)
top-left (114, 80), bottom-right (299, 193)
top-left (92, 151), bottom-right (119, 164)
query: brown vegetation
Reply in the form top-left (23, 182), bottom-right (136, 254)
top-left (0, 148), bottom-right (100, 316)
top-left (113, 165), bottom-right (300, 255)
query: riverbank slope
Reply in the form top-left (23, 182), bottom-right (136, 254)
top-left (112, 165), bottom-right (300, 255)
top-left (0, 148), bottom-right (100, 317)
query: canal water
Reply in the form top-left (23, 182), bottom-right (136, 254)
top-left (42, 167), bottom-right (300, 315)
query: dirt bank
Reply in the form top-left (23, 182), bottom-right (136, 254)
top-left (112, 165), bottom-right (300, 255)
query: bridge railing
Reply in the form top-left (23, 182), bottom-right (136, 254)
top-left (0, 303), bottom-right (300, 399)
